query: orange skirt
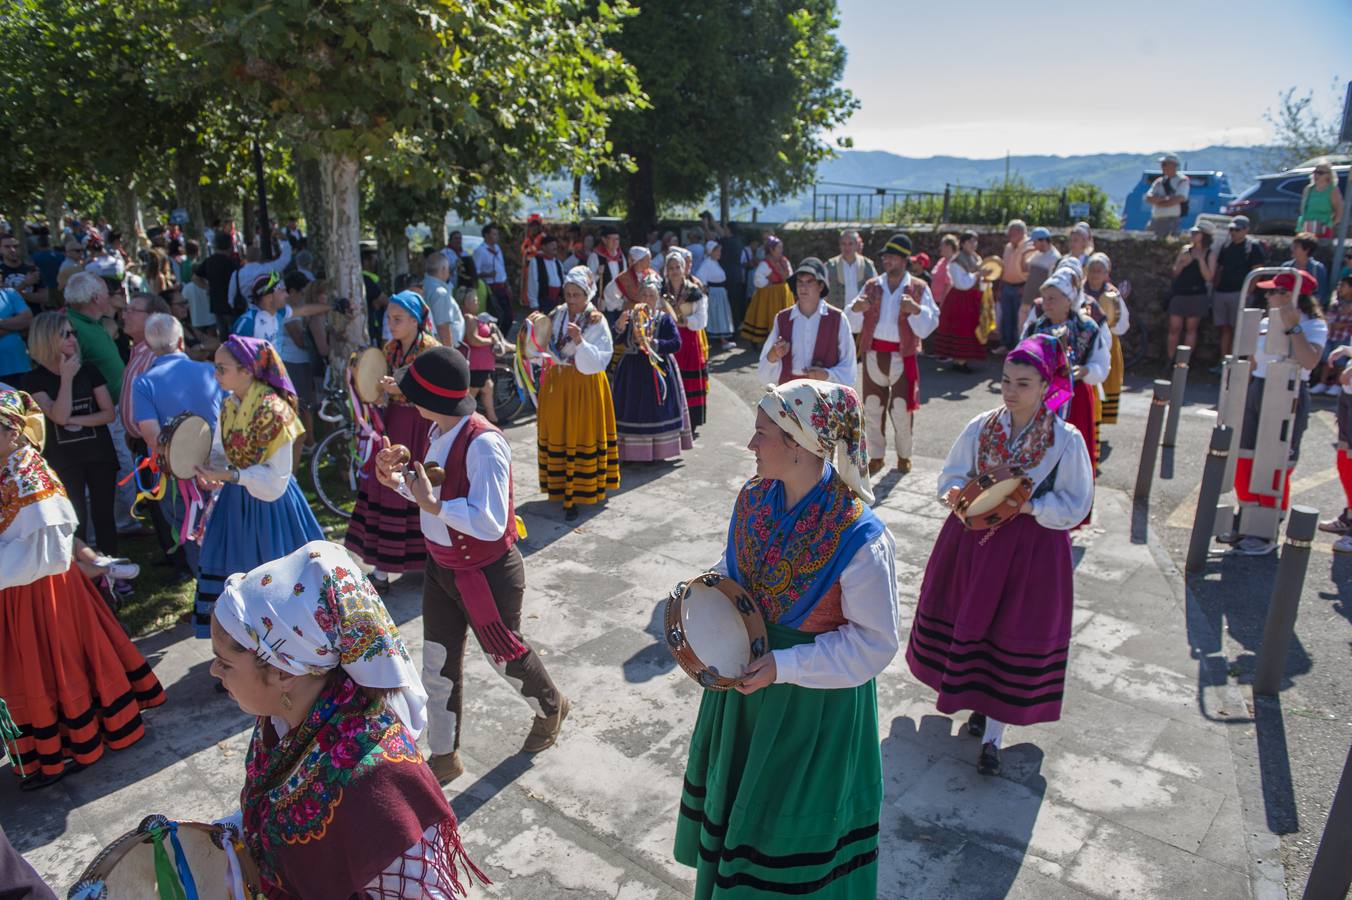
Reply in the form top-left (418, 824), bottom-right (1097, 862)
top-left (1, 566), bottom-right (165, 778)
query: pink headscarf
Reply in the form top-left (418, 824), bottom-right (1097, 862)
top-left (1007, 334), bottom-right (1072, 412)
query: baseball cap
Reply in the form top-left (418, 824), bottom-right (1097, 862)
top-left (1159, 152), bottom-right (1180, 165)
top-left (1029, 227), bottom-right (1052, 241)
top-left (1228, 215), bottom-right (1251, 230)
top-left (1255, 269), bottom-right (1318, 295)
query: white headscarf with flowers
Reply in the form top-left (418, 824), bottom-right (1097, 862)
top-left (214, 540), bottom-right (428, 738)
top-left (757, 379), bottom-right (874, 504)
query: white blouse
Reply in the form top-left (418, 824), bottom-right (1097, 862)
top-left (752, 260), bottom-right (778, 289)
top-left (948, 263), bottom-right (978, 290)
top-left (549, 305), bottom-right (613, 376)
top-left (393, 417), bottom-right (512, 545)
top-left (675, 292), bottom-right (709, 332)
top-left (938, 408), bottom-right (1094, 531)
top-left (0, 471), bottom-right (77, 590)
top-left (208, 427), bottom-right (295, 503)
top-left (712, 527), bottom-right (900, 690)
top-left (695, 257), bottom-right (726, 286)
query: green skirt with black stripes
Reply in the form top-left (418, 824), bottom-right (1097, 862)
top-left (674, 622), bottom-right (881, 898)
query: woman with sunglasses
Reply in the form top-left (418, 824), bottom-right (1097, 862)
top-left (1298, 165), bottom-right (1344, 239)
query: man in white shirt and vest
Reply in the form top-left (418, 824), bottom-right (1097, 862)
top-left (526, 233), bottom-right (565, 315)
top-left (472, 222), bottom-right (513, 332)
top-left (825, 229), bottom-right (877, 306)
top-left (846, 233), bottom-right (940, 477)
top-left (757, 257), bottom-right (856, 387)
top-left (376, 346), bottom-right (568, 784)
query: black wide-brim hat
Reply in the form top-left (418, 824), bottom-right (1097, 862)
top-left (398, 346), bottom-right (478, 417)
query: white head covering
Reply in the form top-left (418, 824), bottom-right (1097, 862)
top-left (629, 245), bottom-right (651, 264)
top-left (757, 380), bottom-right (874, 504)
top-left (214, 540), bottom-right (428, 738)
top-left (1085, 251), bottom-right (1111, 273)
top-left (563, 264), bottom-right (596, 300)
top-left (704, 240), bottom-right (719, 254)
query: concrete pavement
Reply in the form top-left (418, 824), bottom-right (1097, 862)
top-left (1, 377), bottom-right (1262, 899)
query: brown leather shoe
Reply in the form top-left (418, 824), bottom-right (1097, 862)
top-left (867, 459), bottom-right (884, 477)
top-left (896, 457), bottom-right (912, 474)
top-left (427, 751), bottom-right (464, 785)
top-left (522, 696), bottom-right (570, 753)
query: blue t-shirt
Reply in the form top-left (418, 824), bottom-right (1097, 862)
top-left (31, 249), bottom-right (64, 292)
top-left (131, 352), bottom-right (224, 430)
top-left (0, 289), bottom-right (31, 377)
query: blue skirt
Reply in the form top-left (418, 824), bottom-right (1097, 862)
top-left (194, 479), bottom-right (325, 637)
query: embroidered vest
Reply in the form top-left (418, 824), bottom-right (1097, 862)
top-left (596, 254), bottom-right (626, 295)
top-left (775, 305), bottom-right (842, 384)
top-left (858, 277), bottom-right (924, 356)
top-left (433, 414), bottom-right (516, 568)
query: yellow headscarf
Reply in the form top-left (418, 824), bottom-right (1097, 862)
top-left (0, 390), bottom-right (46, 450)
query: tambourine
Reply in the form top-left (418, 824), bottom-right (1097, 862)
top-left (664, 573), bottom-right (769, 690)
top-left (68, 815), bottom-right (262, 900)
top-left (951, 465), bottom-right (1033, 530)
top-left (157, 413), bottom-right (212, 480)
top-left (385, 443), bottom-right (446, 487)
top-left (350, 346), bottom-right (389, 405)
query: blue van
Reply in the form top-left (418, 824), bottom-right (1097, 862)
top-left (1122, 170), bottom-right (1236, 231)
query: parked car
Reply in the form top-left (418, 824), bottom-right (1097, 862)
top-left (1122, 169), bottom-right (1236, 232)
top-left (1221, 156), bottom-right (1351, 236)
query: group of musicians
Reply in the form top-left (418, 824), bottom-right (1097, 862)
top-left (1, 226), bottom-right (1126, 899)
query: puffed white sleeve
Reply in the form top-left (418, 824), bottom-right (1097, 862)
top-left (755, 314), bottom-right (784, 384)
top-left (238, 439), bottom-right (295, 503)
top-left (772, 529), bottom-right (900, 689)
top-left (1078, 321), bottom-right (1112, 385)
top-left (826, 313), bottom-right (857, 387)
top-left (949, 265), bottom-right (977, 290)
top-left (602, 278), bottom-right (624, 312)
top-left (753, 261), bottom-right (771, 289)
top-left (908, 282), bottom-right (940, 340)
top-left (0, 518), bottom-right (75, 590)
top-left (573, 318), bottom-right (614, 376)
top-left (1111, 296), bottom-right (1131, 336)
top-left (685, 294), bottom-right (709, 332)
top-left (1031, 426), bottom-right (1094, 529)
top-left (938, 412), bottom-right (985, 498)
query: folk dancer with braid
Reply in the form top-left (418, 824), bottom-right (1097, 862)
top-left (930, 230), bottom-right (989, 371)
top-left (906, 335), bottom-right (1093, 776)
top-left (663, 247), bottom-right (710, 435)
top-left (374, 347), bottom-right (569, 784)
top-left (1083, 253), bottom-right (1130, 429)
top-left (537, 266), bottom-right (619, 521)
top-left (740, 235), bottom-right (793, 345)
top-left (210, 541), bottom-right (486, 897)
top-left (193, 336), bottom-right (324, 637)
top-left (611, 277), bottom-right (693, 462)
top-left (345, 290), bottom-right (440, 591)
top-left (756, 256), bottom-right (856, 388)
top-left (0, 390), bottom-right (165, 790)
top-left (846, 233), bottom-right (940, 478)
top-left (675, 379), bottom-right (899, 899)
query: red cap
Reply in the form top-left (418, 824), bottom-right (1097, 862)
top-left (1255, 269), bottom-right (1318, 295)
top-left (527, 213), bottom-right (543, 223)
top-left (912, 252), bottom-right (931, 269)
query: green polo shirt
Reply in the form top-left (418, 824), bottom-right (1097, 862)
top-left (67, 307), bottom-right (125, 397)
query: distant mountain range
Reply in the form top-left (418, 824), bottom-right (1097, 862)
top-left (753, 145), bottom-right (1274, 221)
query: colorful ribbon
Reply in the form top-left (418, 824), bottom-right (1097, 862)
top-left (0, 697), bottom-right (25, 777)
top-left (148, 825), bottom-right (188, 900)
top-left (346, 362), bottom-right (385, 478)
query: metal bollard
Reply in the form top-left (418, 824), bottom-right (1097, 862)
top-left (1252, 506), bottom-right (1319, 697)
top-left (1303, 743), bottom-right (1352, 899)
top-left (1133, 380), bottom-right (1171, 504)
top-left (1162, 345), bottom-right (1192, 448)
top-left (1185, 425), bottom-right (1233, 573)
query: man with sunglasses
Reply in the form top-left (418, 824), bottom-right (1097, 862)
top-left (1211, 215), bottom-right (1266, 369)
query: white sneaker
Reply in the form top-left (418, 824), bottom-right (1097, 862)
top-left (1228, 536), bottom-right (1277, 556)
top-left (1310, 382), bottom-right (1328, 395)
top-left (108, 560), bottom-right (140, 580)
top-left (1334, 534), bottom-right (1352, 554)
top-left (1328, 384), bottom-right (1343, 397)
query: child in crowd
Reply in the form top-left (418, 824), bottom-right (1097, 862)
top-left (459, 285), bottom-right (503, 424)
top-left (1311, 275), bottom-right (1352, 397)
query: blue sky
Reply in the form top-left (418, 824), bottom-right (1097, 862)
top-left (830, 0), bottom-right (1352, 157)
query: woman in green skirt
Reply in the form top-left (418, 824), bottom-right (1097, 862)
top-left (674, 378), bottom-right (899, 898)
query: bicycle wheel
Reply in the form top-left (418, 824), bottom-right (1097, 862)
top-left (489, 365), bottom-right (524, 424)
top-left (310, 425), bottom-right (360, 519)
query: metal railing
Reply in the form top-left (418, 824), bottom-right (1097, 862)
top-left (810, 181), bottom-right (1079, 227)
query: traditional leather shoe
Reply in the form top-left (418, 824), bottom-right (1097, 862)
top-left (896, 457), bottom-right (912, 474)
top-left (522, 696), bottom-right (571, 753)
top-left (966, 711), bottom-right (986, 738)
top-left (428, 751), bottom-right (464, 784)
top-left (867, 459), bottom-right (884, 477)
top-left (977, 742), bottom-right (1001, 776)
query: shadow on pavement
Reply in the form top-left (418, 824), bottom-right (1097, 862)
top-left (450, 753), bottom-right (536, 826)
top-left (1253, 695), bottom-right (1300, 834)
top-left (621, 599), bottom-right (677, 685)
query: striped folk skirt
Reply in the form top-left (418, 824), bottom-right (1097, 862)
top-left (536, 364), bottom-right (620, 509)
top-left (1, 566), bottom-right (165, 779)
top-left (906, 513), bottom-right (1074, 726)
top-left (345, 402), bottom-right (432, 572)
top-left (930, 285), bottom-right (988, 361)
top-left (739, 283), bottom-right (793, 345)
top-left (674, 325), bottom-right (709, 430)
top-left (611, 350), bottom-right (693, 462)
top-left (1099, 333), bottom-right (1125, 424)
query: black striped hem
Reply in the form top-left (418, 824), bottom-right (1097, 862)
top-left (909, 622), bottom-right (1068, 679)
top-left (707, 848), bottom-right (878, 894)
top-left (913, 611), bottom-right (1071, 664)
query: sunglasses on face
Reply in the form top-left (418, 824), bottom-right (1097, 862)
top-left (59, 329), bottom-right (74, 338)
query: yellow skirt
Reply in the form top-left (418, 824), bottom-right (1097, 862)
top-left (537, 364), bottom-right (620, 508)
top-left (740, 283), bottom-right (793, 344)
top-left (1100, 334), bottom-right (1125, 424)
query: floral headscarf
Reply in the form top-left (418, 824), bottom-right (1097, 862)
top-left (0, 390), bottom-right (45, 449)
top-left (214, 540), bottom-right (428, 738)
top-left (225, 335), bottom-right (297, 405)
top-left (1007, 334), bottom-right (1073, 413)
top-left (387, 289), bottom-right (433, 336)
top-left (758, 379), bottom-right (873, 503)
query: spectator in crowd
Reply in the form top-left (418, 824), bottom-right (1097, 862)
top-left (1297, 163), bottom-right (1344, 239)
top-left (143, 248), bottom-right (176, 296)
top-left (1067, 222), bottom-right (1094, 265)
top-left (1167, 223), bottom-right (1214, 360)
top-left (195, 231), bottom-right (241, 335)
top-left (1146, 153), bottom-right (1190, 238)
top-left (282, 217), bottom-right (304, 244)
top-left (277, 272), bottom-right (331, 457)
top-left (909, 252), bottom-right (932, 285)
top-left (422, 252), bottom-right (465, 348)
top-left (57, 239), bottom-right (85, 293)
top-left (1282, 232), bottom-right (1329, 307)
top-left (31, 234), bottom-right (64, 300)
top-left (225, 236), bottom-right (292, 313)
top-left (0, 232), bottom-right (45, 312)
top-left (825, 229), bottom-right (877, 306)
top-left (118, 293), bottom-right (172, 448)
top-left (718, 227), bottom-right (746, 324)
top-left (741, 235), bottom-right (762, 311)
top-left (0, 285), bottom-right (32, 386)
top-left (167, 286), bottom-right (217, 361)
top-left (1022, 227), bottom-right (1062, 337)
top-left (473, 222), bottom-right (512, 331)
top-left (361, 247), bottom-right (387, 344)
top-left (1312, 275), bottom-right (1352, 397)
top-left (85, 235), bottom-right (127, 282)
top-left (997, 220), bottom-right (1030, 354)
top-left (930, 233), bottom-right (959, 307)
top-left (62, 272), bottom-right (125, 397)
top-left (1211, 215), bottom-right (1266, 368)
top-left (24, 311), bottom-right (119, 555)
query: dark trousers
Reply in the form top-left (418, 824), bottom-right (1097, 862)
top-left (488, 283), bottom-right (514, 334)
top-left (54, 457), bottom-right (119, 555)
top-left (421, 545), bottom-right (560, 755)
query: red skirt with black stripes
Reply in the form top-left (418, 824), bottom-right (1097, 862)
top-left (1, 565), bottom-right (165, 778)
top-left (906, 512), bottom-right (1073, 726)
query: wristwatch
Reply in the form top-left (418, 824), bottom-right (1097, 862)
top-left (1284, 323), bottom-right (1303, 337)
top-left (227, 465), bottom-right (241, 483)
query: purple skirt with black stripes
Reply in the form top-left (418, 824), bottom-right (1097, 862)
top-left (906, 512), bottom-right (1074, 726)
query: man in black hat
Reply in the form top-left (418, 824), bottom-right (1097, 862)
top-left (846, 233), bottom-right (939, 476)
top-left (756, 256), bottom-right (856, 386)
top-left (587, 225), bottom-right (627, 300)
top-left (376, 346), bottom-right (568, 784)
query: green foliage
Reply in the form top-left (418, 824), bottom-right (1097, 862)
top-left (874, 176), bottom-right (1120, 229)
top-left (1261, 82), bottom-right (1350, 173)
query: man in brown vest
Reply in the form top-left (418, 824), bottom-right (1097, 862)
top-left (756, 257), bottom-right (856, 387)
top-left (846, 233), bottom-right (939, 477)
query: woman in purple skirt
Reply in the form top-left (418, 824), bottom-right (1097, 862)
top-left (905, 333), bottom-right (1093, 776)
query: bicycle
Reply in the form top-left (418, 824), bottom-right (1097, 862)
top-left (310, 372), bottom-right (360, 519)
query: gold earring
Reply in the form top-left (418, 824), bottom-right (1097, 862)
top-left (280, 693), bottom-right (293, 711)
